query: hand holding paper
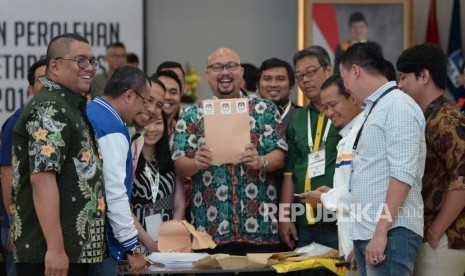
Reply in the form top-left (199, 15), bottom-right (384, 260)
top-left (239, 143), bottom-right (261, 170)
top-left (194, 146), bottom-right (212, 171)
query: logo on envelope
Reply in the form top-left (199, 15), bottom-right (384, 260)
top-left (236, 100), bottom-right (247, 113)
top-left (203, 101), bottom-right (214, 115)
top-left (220, 101), bottom-right (231, 114)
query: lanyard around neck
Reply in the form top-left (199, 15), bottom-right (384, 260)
top-left (352, 86), bottom-right (397, 151)
top-left (308, 110), bottom-right (331, 152)
top-left (281, 102), bottom-right (292, 119)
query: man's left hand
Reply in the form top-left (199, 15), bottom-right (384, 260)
top-left (239, 143), bottom-right (261, 170)
top-left (365, 233), bottom-right (387, 266)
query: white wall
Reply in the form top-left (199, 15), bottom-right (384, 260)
top-left (146, 0), bottom-right (298, 102)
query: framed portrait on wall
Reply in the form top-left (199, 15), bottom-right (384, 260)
top-left (297, 0), bottom-right (413, 105)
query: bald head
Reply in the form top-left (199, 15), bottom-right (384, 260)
top-left (207, 47), bottom-right (241, 65)
top-left (205, 47), bottom-right (244, 99)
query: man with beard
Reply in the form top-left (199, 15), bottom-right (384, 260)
top-left (172, 47), bottom-right (287, 256)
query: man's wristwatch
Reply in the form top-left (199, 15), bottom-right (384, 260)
top-left (127, 244), bottom-right (143, 256)
top-left (259, 156), bottom-right (268, 169)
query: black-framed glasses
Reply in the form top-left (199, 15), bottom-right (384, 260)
top-left (54, 57), bottom-right (100, 69)
top-left (295, 66), bottom-right (322, 81)
top-left (207, 62), bottom-right (240, 72)
top-left (131, 89), bottom-right (150, 108)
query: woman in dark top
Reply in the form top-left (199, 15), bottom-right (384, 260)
top-left (131, 112), bottom-right (185, 253)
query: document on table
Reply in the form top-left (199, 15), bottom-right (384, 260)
top-left (203, 98), bottom-right (251, 165)
top-left (147, 252), bottom-right (209, 268)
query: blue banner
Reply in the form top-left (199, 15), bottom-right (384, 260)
top-left (447, 0), bottom-right (465, 100)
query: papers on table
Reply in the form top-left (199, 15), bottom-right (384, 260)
top-left (147, 252), bottom-right (209, 268)
top-left (294, 243), bottom-right (339, 258)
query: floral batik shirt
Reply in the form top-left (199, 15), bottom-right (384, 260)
top-left (423, 95), bottom-right (465, 249)
top-left (172, 96), bottom-right (288, 245)
top-left (11, 77), bottom-right (106, 263)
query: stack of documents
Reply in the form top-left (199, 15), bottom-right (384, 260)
top-left (147, 252), bottom-right (209, 268)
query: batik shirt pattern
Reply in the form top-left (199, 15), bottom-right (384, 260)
top-left (11, 77), bottom-right (105, 263)
top-left (172, 96), bottom-right (287, 245)
top-left (423, 96), bottom-right (465, 249)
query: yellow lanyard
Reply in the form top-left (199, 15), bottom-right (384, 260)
top-left (304, 112), bottom-right (325, 224)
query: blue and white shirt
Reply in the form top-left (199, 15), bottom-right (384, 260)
top-left (349, 81), bottom-right (426, 240)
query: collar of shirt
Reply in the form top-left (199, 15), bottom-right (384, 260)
top-left (39, 76), bottom-right (87, 110)
top-left (306, 101), bottom-right (321, 112)
top-left (364, 81), bottom-right (397, 110)
top-left (278, 100), bottom-right (291, 114)
top-left (339, 112), bottom-right (364, 137)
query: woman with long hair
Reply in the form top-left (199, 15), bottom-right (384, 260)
top-left (131, 112), bottom-right (185, 253)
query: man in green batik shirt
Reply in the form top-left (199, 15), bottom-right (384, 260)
top-left (11, 33), bottom-right (105, 276)
top-left (279, 46), bottom-right (341, 262)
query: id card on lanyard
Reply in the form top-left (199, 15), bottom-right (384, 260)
top-left (305, 110), bottom-right (331, 224)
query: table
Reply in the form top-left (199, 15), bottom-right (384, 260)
top-left (117, 262), bottom-right (276, 275)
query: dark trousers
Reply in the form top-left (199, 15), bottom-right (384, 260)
top-left (16, 263), bottom-right (89, 276)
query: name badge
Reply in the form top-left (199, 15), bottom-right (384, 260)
top-left (307, 149), bottom-right (326, 178)
top-left (145, 213), bottom-right (162, 241)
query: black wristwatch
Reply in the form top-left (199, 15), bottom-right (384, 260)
top-left (127, 244), bottom-right (143, 256)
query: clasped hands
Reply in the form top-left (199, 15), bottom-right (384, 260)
top-left (194, 143), bottom-right (262, 170)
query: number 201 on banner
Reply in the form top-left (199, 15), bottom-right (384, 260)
top-left (0, 87), bottom-right (28, 112)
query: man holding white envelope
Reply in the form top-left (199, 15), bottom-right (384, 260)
top-left (172, 47), bottom-right (288, 255)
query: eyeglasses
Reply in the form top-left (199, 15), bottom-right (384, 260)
top-left (54, 57), bottom-right (100, 69)
top-left (295, 66), bottom-right (322, 81)
top-left (131, 89), bottom-right (150, 109)
top-left (207, 62), bottom-right (240, 72)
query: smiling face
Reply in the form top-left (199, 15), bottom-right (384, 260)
top-left (49, 41), bottom-right (96, 95)
top-left (321, 84), bottom-right (360, 128)
top-left (143, 114), bottom-right (164, 147)
top-left (133, 81), bottom-right (165, 128)
top-left (258, 66), bottom-right (293, 104)
top-left (158, 75), bottom-right (181, 119)
top-left (206, 48), bottom-right (244, 99)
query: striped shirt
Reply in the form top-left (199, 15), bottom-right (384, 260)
top-left (349, 81), bottom-right (426, 240)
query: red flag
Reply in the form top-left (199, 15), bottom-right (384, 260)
top-left (425, 0), bottom-right (440, 45)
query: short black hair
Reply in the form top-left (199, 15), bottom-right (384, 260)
top-left (156, 61), bottom-right (185, 79)
top-left (104, 66), bottom-right (148, 98)
top-left (321, 74), bottom-right (350, 98)
top-left (293, 46), bottom-right (331, 69)
top-left (384, 59), bottom-right (397, 82)
top-left (258, 58), bottom-right (295, 88)
top-left (396, 43), bottom-right (447, 90)
top-left (349, 12), bottom-right (367, 26)
top-left (151, 70), bottom-right (182, 93)
top-left (339, 42), bottom-right (385, 76)
top-left (46, 33), bottom-right (89, 65)
top-left (241, 63), bottom-right (260, 92)
top-left (27, 58), bottom-right (47, 86)
top-left (148, 75), bottom-right (167, 92)
top-left (106, 42), bottom-right (126, 51)
top-left (127, 53), bottom-right (139, 64)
